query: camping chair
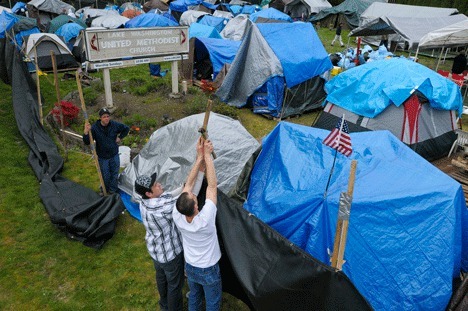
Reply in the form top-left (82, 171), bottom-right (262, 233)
top-left (448, 129), bottom-right (468, 157)
top-left (450, 73), bottom-right (468, 101)
top-left (437, 69), bottom-right (450, 77)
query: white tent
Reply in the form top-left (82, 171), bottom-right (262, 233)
top-left (0, 6), bottom-right (11, 14)
top-left (360, 2), bottom-right (459, 25)
top-left (358, 2), bottom-right (460, 47)
top-left (349, 14), bottom-right (467, 49)
top-left (91, 13), bottom-right (129, 29)
top-left (419, 19), bottom-right (468, 49)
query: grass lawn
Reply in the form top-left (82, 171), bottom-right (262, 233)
top-left (0, 26), bottom-right (464, 310)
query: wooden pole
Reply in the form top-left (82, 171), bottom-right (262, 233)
top-left (33, 44), bottom-right (43, 125)
top-left (199, 99), bottom-right (217, 159)
top-left (331, 160), bottom-right (357, 270)
top-left (50, 50), bottom-right (68, 161)
top-left (75, 71), bottom-right (108, 196)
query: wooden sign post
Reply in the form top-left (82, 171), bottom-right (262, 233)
top-left (331, 160), bottom-right (357, 270)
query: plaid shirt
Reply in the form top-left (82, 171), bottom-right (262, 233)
top-left (139, 190), bottom-right (183, 263)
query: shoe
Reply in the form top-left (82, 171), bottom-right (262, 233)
top-left (341, 45), bottom-right (345, 47)
top-left (331, 44), bottom-right (334, 46)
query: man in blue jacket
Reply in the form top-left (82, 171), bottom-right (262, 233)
top-left (83, 108), bottom-right (130, 195)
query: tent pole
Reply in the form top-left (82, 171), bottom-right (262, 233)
top-left (435, 47), bottom-right (444, 72)
top-left (414, 45), bottom-right (420, 61)
top-left (50, 50), bottom-right (68, 161)
top-left (75, 71), bottom-right (108, 196)
top-left (443, 47), bottom-right (449, 64)
top-left (33, 45), bottom-right (43, 125)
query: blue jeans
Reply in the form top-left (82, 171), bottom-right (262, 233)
top-left (185, 262), bottom-right (222, 311)
top-left (98, 154), bottom-right (120, 193)
top-left (153, 252), bottom-right (185, 311)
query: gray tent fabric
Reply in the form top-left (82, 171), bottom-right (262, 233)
top-left (118, 112), bottom-right (260, 197)
top-left (216, 22), bottom-right (282, 108)
top-left (349, 14), bottom-right (468, 49)
top-left (28, 0), bottom-right (75, 15)
top-left (283, 0), bottom-right (332, 18)
top-left (310, 0), bottom-right (387, 28)
top-left (220, 14), bottom-right (249, 40)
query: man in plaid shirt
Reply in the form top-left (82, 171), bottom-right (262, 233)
top-left (134, 141), bottom-right (205, 311)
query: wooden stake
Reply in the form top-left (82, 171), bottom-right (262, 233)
top-left (50, 50), bottom-right (68, 161)
top-left (331, 160), bottom-right (357, 270)
top-left (76, 71), bottom-right (108, 196)
top-left (199, 99), bottom-right (217, 159)
top-left (33, 44), bottom-right (43, 125)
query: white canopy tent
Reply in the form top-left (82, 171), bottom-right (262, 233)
top-left (358, 2), bottom-right (460, 48)
top-left (415, 19), bottom-right (468, 71)
top-left (349, 14), bottom-right (467, 50)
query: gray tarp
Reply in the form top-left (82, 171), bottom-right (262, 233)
top-left (283, 0), bottom-right (332, 17)
top-left (349, 14), bottom-right (468, 49)
top-left (310, 0), bottom-right (387, 28)
top-left (360, 2), bottom-right (459, 25)
top-left (28, 0), bottom-right (74, 15)
top-left (118, 112), bottom-right (260, 197)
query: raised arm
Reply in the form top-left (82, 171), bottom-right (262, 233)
top-left (204, 139), bottom-right (217, 205)
top-left (182, 137), bottom-right (204, 194)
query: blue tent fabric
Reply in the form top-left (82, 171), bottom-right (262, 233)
top-left (241, 5), bottom-right (260, 15)
top-left (169, 0), bottom-right (203, 13)
top-left (125, 13), bottom-right (179, 28)
top-left (189, 22), bottom-right (221, 39)
top-left (257, 22), bottom-right (332, 88)
top-left (198, 15), bottom-right (228, 33)
top-left (250, 7), bottom-right (293, 23)
top-left (15, 27), bottom-right (40, 49)
top-left (195, 37), bottom-right (240, 78)
top-left (244, 122), bottom-right (467, 311)
top-left (11, 2), bottom-right (27, 14)
top-left (325, 58), bottom-right (464, 117)
top-left (55, 23), bottom-right (84, 43)
top-left (0, 12), bottom-right (18, 39)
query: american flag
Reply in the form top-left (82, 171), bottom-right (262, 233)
top-left (323, 117), bottom-right (353, 156)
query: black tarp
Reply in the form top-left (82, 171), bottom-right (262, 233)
top-left (3, 29), bottom-right (124, 249)
top-left (216, 191), bottom-right (372, 311)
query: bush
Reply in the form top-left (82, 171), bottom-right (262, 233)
top-left (52, 101), bottom-right (80, 127)
top-left (82, 87), bottom-right (99, 106)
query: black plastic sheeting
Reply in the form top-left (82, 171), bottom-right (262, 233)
top-left (2, 34), bottom-right (124, 249)
top-left (216, 191), bottom-right (372, 311)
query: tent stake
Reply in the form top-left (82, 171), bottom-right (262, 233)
top-left (331, 160), bottom-right (357, 270)
top-left (51, 50), bottom-right (68, 161)
top-left (76, 71), bottom-right (108, 196)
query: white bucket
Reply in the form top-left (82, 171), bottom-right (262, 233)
top-left (119, 146), bottom-right (131, 168)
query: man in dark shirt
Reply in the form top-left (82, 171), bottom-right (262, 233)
top-left (452, 51), bottom-right (467, 75)
top-left (83, 108), bottom-right (130, 194)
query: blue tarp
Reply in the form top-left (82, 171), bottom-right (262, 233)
top-left (257, 22), bottom-right (332, 88)
top-left (244, 122), bottom-right (467, 311)
top-left (189, 23), bottom-right (221, 39)
top-left (195, 37), bottom-right (241, 78)
top-left (250, 7), bottom-right (293, 23)
top-left (0, 11), bottom-right (18, 38)
top-left (11, 2), bottom-right (26, 14)
top-left (125, 13), bottom-right (178, 28)
top-left (325, 58), bottom-right (464, 117)
top-left (15, 27), bottom-right (40, 49)
top-left (169, 0), bottom-right (216, 13)
top-left (197, 15), bottom-right (228, 33)
top-left (55, 23), bottom-right (84, 44)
